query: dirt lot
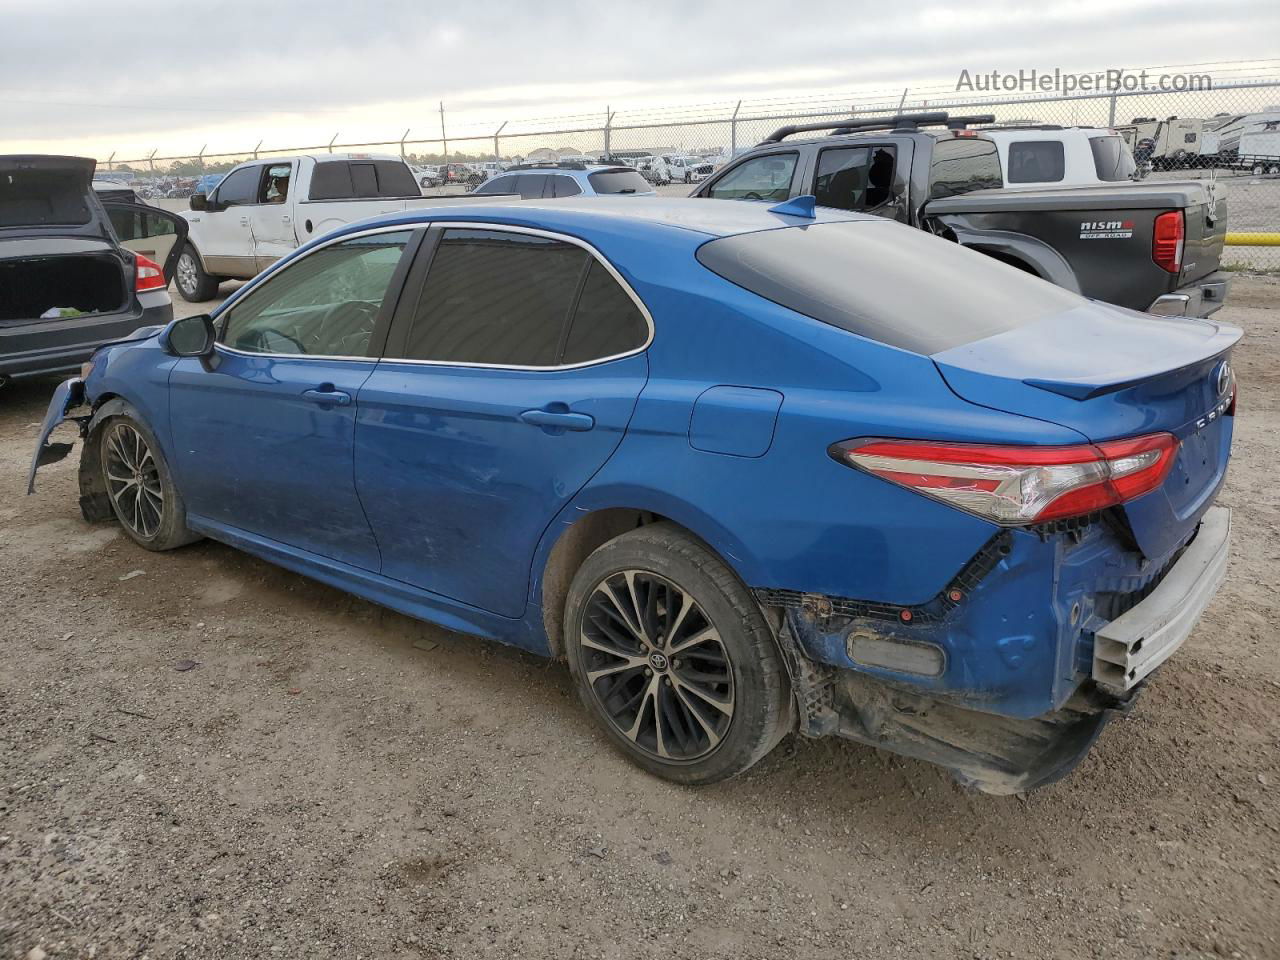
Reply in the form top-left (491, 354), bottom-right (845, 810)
top-left (2, 280), bottom-right (1278, 960)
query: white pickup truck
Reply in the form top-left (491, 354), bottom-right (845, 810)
top-left (176, 153), bottom-right (506, 301)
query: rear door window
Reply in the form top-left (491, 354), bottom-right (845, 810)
top-left (309, 162), bottom-right (354, 200)
top-left (550, 175), bottom-right (583, 198)
top-left (402, 228), bottom-right (588, 366)
top-left (705, 153), bottom-right (797, 201)
top-left (814, 146), bottom-right (896, 211)
top-left (928, 138), bottom-right (1003, 199)
top-left (1006, 141), bottom-right (1066, 183)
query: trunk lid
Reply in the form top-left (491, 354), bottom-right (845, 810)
top-left (0, 155), bottom-right (109, 240)
top-left (933, 302), bottom-right (1241, 558)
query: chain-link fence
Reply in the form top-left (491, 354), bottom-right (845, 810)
top-left (100, 75), bottom-right (1280, 270)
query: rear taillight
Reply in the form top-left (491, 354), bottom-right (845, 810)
top-left (135, 254), bottom-right (166, 292)
top-left (1152, 210), bottom-right (1184, 273)
top-left (832, 433), bottom-right (1178, 525)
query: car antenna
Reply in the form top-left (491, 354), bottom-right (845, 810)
top-left (768, 195), bottom-right (817, 219)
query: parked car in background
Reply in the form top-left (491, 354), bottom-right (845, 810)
top-left (1, 155), bottom-right (185, 384)
top-left (193, 173), bottom-right (224, 197)
top-left (980, 127), bottom-right (1138, 186)
top-left (176, 153), bottom-right (514, 301)
top-left (693, 112), bottom-right (1230, 318)
top-left (31, 197), bottom-right (1238, 796)
top-left (471, 161), bottom-right (656, 198)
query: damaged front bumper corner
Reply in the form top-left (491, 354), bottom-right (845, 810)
top-left (26, 376), bottom-right (86, 494)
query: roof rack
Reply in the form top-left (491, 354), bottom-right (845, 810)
top-left (507, 160), bottom-right (616, 171)
top-left (759, 113), bottom-right (997, 144)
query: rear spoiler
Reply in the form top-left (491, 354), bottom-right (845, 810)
top-left (759, 113), bottom-right (996, 144)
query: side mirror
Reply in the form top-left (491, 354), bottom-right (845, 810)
top-left (189, 192), bottom-right (208, 211)
top-left (159, 314), bottom-right (216, 357)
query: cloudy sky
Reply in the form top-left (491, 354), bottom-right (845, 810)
top-left (3, 0), bottom-right (1278, 162)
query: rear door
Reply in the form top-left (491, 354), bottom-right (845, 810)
top-left (355, 224), bottom-right (651, 616)
top-left (102, 202), bottom-right (188, 280)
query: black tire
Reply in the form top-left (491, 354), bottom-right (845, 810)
top-left (564, 523), bottom-right (791, 785)
top-left (97, 409), bottom-right (201, 551)
top-left (174, 245), bottom-right (220, 303)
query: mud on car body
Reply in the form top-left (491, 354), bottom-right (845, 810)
top-left (29, 197), bottom-right (1238, 795)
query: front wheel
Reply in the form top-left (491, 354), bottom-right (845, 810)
top-left (174, 246), bottom-right (221, 302)
top-left (99, 411), bottom-right (200, 551)
top-left (564, 523), bottom-right (791, 785)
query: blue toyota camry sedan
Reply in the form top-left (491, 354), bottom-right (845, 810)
top-left (29, 197), bottom-right (1238, 794)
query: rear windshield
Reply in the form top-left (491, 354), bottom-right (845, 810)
top-left (695, 221), bottom-right (1081, 355)
top-left (309, 160), bottom-right (419, 200)
top-left (588, 170), bottom-right (651, 194)
top-left (1, 170), bottom-right (91, 227)
top-left (1089, 136), bottom-right (1137, 181)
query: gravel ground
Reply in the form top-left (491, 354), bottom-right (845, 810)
top-left (1, 279), bottom-right (1278, 960)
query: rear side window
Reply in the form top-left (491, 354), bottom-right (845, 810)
top-left (587, 170), bottom-right (651, 194)
top-left (214, 165), bottom-right (260, 206)
top-left (404, 229), bottom-right (588, 366)
top-left (814, 146), bottom-right (896, 211)
top-left (1007, 141), bottom-right (1066, 183)
top-left (696, 221), bottom-right (1081, 355)
top-left (928, 139), bottom-right (1002, 199)
top-left (562, 261), bottom-right (648, 363)
top-left (1089, 136), bottom-right (1137, 181)
top-left (706, 153), bottom-right (797, 201)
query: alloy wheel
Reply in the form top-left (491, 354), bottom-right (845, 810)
top-left (104, 422), bottom-right (164, 539)
top-left (175, 253), bottom-right (197, 295)
top-left (580, 570), bottom-right (734, 761)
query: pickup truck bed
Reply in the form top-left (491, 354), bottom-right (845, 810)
top-left (925, 180), bottom-right (1229, 315)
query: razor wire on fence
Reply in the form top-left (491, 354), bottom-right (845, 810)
top-left (99, 74), bottom-right (1280, 270)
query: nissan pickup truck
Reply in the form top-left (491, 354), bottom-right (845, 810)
top-left (693, 112), bottom-right (1229, 318)
top-left (176, 153), bottom-right (513, 301)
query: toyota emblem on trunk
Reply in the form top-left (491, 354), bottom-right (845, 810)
top-left (1216, 361), bottom-right (1232, 397)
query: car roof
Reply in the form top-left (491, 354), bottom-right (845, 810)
top-left (334, 196), bottom-right (871, 243)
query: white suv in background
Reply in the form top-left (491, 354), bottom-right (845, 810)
top-left (981, 127), bottom-right (1139, 187)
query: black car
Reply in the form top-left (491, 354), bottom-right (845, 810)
top-left (1, 156), bottom-right (186, 384)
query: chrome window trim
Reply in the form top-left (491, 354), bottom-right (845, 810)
top-left (214, 223), bottom-right (420, 363)
top-left (377, 221), bottom-right (655, 372)
top-left (212, 220), bottom-right (655, 371)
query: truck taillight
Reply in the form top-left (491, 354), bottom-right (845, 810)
top-left (1152, 210), bottom-right (1184, 274)
top-left (831, 434), bottom-right (1178, 525)
top-left (135, 254), bottom-right (166, 292)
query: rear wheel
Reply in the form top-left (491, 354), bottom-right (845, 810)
top-left (174, 246), bottom-right (220, 302)
top-left (99, 412), bottom-right (199, 551)
top-left (564, 523), bottom-right (790, 785)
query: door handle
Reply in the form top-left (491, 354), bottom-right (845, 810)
top-left (301, 387), bottom-right (352, 406)
top-left (519, 408), bottom-right (595, 432)
top-left (239, 216), bottom-right (250, 227)
top-left (282, 215), bottom-right (292, 224)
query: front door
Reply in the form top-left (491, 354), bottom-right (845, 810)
top-left (196, 162), bottom-right (261, 277)
top-left (249, 160), bottom-right (298, 271)
top-left (168, 227), bottom-right (417, 570)
top-left (355, 226), bottom-right (652, 617)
